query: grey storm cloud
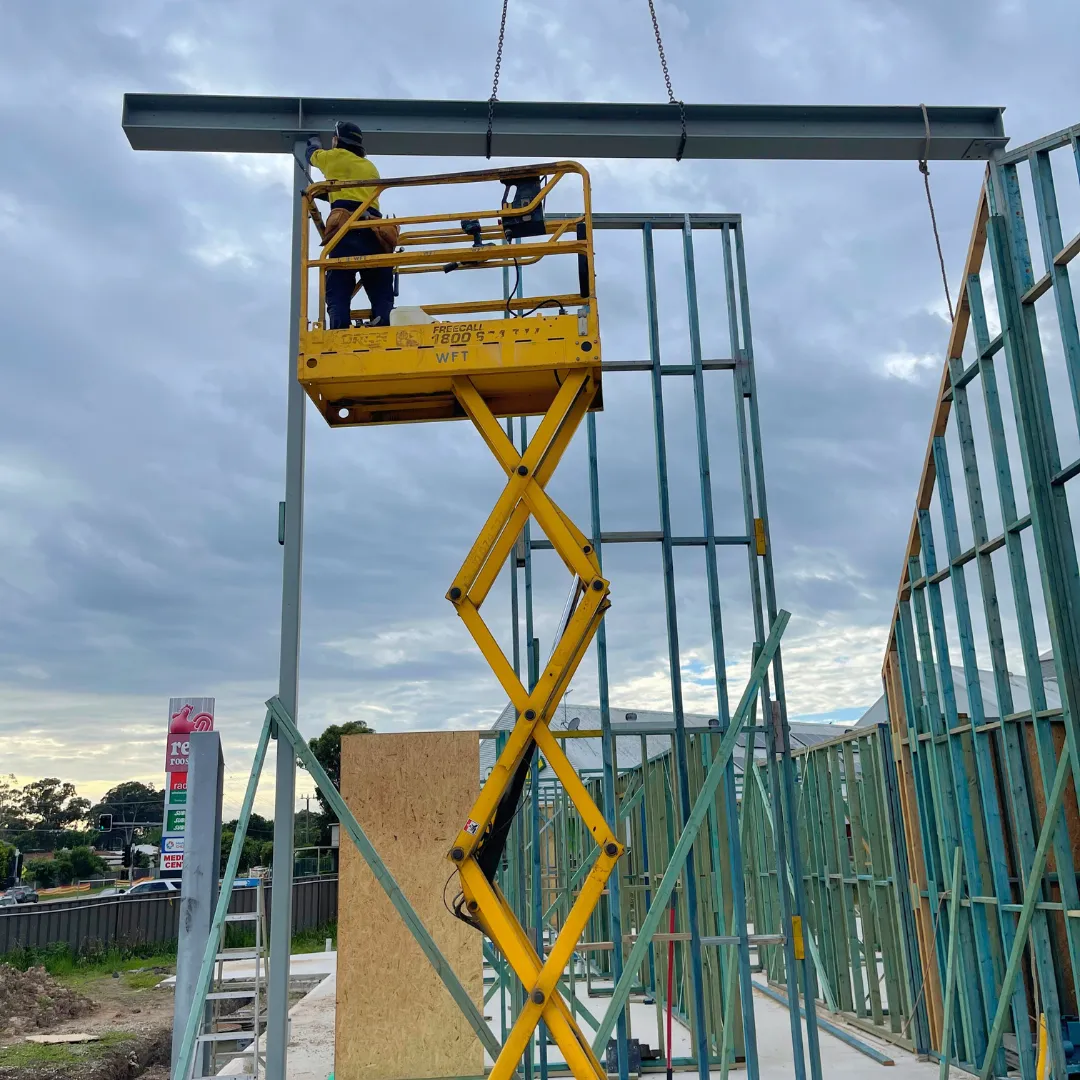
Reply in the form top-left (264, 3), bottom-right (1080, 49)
top-left (0, 0), bottom-right (1078, 808)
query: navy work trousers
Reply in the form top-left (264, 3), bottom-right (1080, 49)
top-left (325, 223), bottom-right (394, 329)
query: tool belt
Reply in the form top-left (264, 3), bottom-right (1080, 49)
top-left (322, 204), bottom-right (400, 255)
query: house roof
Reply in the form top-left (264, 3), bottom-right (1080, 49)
top-left (854, 661), bottom-right (1061, 729)
top-left (480, 701), bottom-right (848, 777)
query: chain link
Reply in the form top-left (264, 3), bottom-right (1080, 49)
top-left (486, 0), bottom-right (510, 159)
top-left (647, 0), bottom-right (687, 160)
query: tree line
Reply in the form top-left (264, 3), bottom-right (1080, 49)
top-left (1, 718), bottom-right (371, 885)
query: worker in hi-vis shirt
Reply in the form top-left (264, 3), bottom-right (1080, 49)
top-left (306, 121), bottom-right (395, 329)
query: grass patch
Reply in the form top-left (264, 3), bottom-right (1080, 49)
top-left (121, 967), bottom-right (170, 991)
top-left (0, 1031), bottom-right (137, 1067)
top-left (4, 941), bottom-right (177, 983)
top-left (292, 921), bottom-right (337, 954)
top-left (60, 954), bottom-right (176, 992)
top-left (221, 919), bottom-right (336, 954)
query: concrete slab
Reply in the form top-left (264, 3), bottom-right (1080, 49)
top-left (218, 966), bottom-right (335, 1079)
top-left (486, 969), bottom-right (965, 1078)
top-left (222, 959), bottom-right (970, 1079)
top-left (162, 950), bottom-right (336, 987)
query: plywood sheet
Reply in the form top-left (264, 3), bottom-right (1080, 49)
top-left (337, 732), bottom-right (483, 1080)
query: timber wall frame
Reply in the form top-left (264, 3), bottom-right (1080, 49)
top-left (883, 120), bottom-right (1080, 1080)
top-left (488, 212), bottom-right (822, 1080)
top-left (743, 723), bottom-right (928, 1055)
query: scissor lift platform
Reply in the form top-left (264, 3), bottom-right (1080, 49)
top-left (298, 160), bottom-right (602, 427)
top-left (300, 309), bottom-right (601, 426)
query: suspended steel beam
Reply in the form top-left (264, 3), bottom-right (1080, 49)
top-left (121, 95), bottom-right (1007, 160)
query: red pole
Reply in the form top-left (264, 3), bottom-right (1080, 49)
top-left (666, 902), bottom-right (675, 1080)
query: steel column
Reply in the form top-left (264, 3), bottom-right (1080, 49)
top-left (266, 144), bottom-right (309, 1080)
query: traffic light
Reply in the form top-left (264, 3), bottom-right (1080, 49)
top-left (122, 844), bottom-right (132, 869)
top-left (98, 813), bottom-right (113, 832)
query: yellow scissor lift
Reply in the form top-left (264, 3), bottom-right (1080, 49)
top-left (299, 162), bottom-right (622, 1080)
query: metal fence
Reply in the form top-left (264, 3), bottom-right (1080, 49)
top-left (0, 875), bottom-right (337, 956)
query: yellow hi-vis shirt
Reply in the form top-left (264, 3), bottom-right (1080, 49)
top-left (309, 148), bottom-right (381, 210)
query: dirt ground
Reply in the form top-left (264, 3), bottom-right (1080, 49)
top-left (0, 964), bottom-right (175, 1080)
top-left (0, 966), bottom-right (93, 1035)
top-left (0, 962), bottom-right (309, 1079)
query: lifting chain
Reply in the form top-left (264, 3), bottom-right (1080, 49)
top-left (647, 0), bottom-right (687, 161)
top-left (485, 1), bottom-right (687, 162)
top-left (486, 0), bottom-right (510, 159)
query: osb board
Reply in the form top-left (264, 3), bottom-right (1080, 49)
top-left (337, 732), bottom-right (483, 1080)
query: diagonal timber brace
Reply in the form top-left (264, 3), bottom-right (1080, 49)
top-left (445, 368), bottom-right (620, 1080)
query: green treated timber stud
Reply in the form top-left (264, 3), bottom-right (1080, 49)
top-left (868, 734), bottom-right (908, 1035)
top-left (824, 745), bottom-right (855, 1014)
top-left (979, 747), bottom-right (1072, 1080)
top-left (860, 736), bottom-right (896, 1029)
top-left (749, 755), bottom-right (838, 1013)
top-left (266, 697), bottom-right (503, 1062)
top-left (619, 780), bottom-right (646, 821)
top-left (840, 739), bottom-right (870, 1022)
top-left (721, 758), bottom-right (757, 1080)
top-left (617, 773), bottom-right (643, 818)
top-left (939, 849), bottom-right (964, 1080)
top-left (172, 708), bottom-right (274, 1080)
top-left (592, 609), bottom-right (790, 1054)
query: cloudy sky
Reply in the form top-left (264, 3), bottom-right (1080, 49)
top-left (1, 0), bottom-right (1077, 815)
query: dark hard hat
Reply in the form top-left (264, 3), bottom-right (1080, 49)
top-left (334, 121), bottom-right (365, 151)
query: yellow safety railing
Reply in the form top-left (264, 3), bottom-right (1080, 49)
top-left (299, 161), bottom-right (595, 327)
top-left (296, 161), bottom-right (603, 428)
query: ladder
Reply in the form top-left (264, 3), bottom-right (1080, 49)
top-left (190, 877), bottom-right (268, 1079)
top-left (298, 162), bottom-right (618, 1080)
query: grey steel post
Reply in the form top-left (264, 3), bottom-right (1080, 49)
top-left (172, 731), bottom-right (224, 1075)
top-left (266, 142), bottom-right (310, 1080)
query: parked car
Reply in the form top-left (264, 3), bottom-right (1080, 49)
top-left (121, 880), bottom-right (180, 898)
top-left (4, 886), bottom-right (39, 904)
